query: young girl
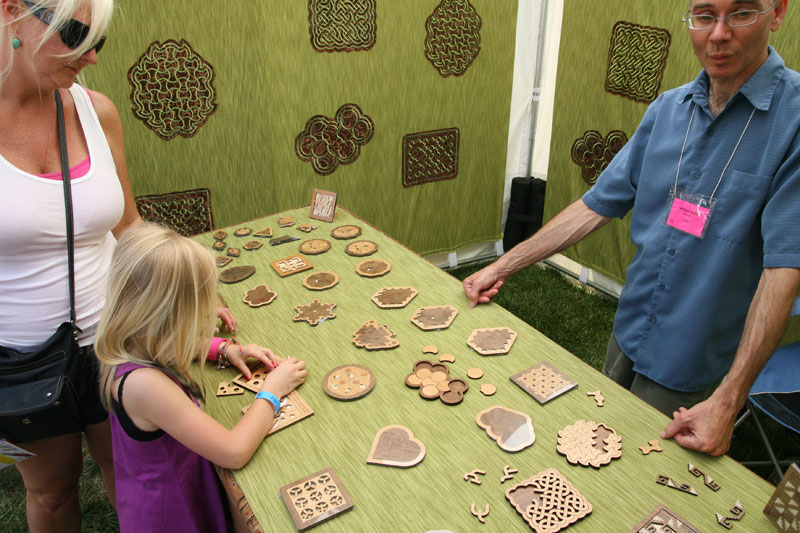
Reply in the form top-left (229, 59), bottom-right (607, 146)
top-left (95, 223), bottom-right (307, 532)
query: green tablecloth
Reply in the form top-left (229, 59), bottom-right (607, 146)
top-left (196, 206), bottom-right (775, 532)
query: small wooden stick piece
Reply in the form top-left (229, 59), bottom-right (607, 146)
top-left (464, 469), bottom-right (486, 485)
top-left (586, 390), bottom-right (605, 407)
top-left (639, 439), bottom-right (663, 455)
top-left (499, 465), bottom-right (518, 483)
top-left (470, 503), bottom-right (489, 524)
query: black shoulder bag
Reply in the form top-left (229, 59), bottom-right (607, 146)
top-left (0, 91), bottom-right (90, 443)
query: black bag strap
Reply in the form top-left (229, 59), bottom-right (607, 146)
top-left (54, 91), bottom-right (76, 325)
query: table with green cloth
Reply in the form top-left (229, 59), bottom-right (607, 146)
top-left (195, 206), bottom-right (776, 532)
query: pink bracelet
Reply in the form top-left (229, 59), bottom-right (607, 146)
top-left (207, 337), bottom-right (225, 362)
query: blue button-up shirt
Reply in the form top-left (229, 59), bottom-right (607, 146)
top-left (583, 47), bottom-right (800, 391)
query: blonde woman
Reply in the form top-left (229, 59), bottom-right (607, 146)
top-left (0, 0), bottom-right (142, 530)
top-left (96, 224), bottom-right (307, 532)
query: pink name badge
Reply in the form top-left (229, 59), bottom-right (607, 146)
top-left (666, 197), bottom-right (709, 237)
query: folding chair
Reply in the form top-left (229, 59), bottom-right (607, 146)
top-left (134, 188), bottom-right (215, 236)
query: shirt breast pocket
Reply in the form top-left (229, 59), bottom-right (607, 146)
top-left (708, 170), bottom-right (772, 246)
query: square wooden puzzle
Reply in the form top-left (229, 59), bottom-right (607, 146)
top-left (279, 467), bottom-right (353, 531)
top-left (271, 255), bottom-right (313, 277)
top-left (510, 361), bottom-right (578, 404)
top-left (764, 463), bottom-right (800, 531)
top-left (310, 189), bottom-right (338, 222)
top-left (631, 504), bottom-right (700, 533)
top-left (505, 468), bottom-right (592, 532)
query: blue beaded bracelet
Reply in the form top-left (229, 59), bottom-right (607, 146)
top-left (255, 391), bottom-right (281, 414)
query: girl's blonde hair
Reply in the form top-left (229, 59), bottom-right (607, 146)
top-left (1, 0), bottom-right (114, 87)
top-left (96, 223), bottom-right (217, 411)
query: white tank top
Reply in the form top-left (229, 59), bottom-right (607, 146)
top-left (0, 84), bottom-right (124, 350)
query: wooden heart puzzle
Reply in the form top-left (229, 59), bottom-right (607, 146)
top-left (279, 467), bottom-right (353, 531)
top-left (367, 425), bottom-right (426, 468)
top-left (510, 361), bottom-right (577, 404)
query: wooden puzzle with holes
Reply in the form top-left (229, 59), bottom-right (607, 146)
top-left (323, 364), bottom-right (375, 401)
top-left (293, 300), bottom-right (336, 326)
top-left (371, 287), bottom-right (418, 308)
top-left (355, 259), bottom-right (391, 277)
top-left (631, 504), bottom-right (700, 533)
top-left (557, 420), bottom-right (622, 468)
top-left (271, 255), bottom-right (313, 277)
top-left (764, 463), bottom-right (800, 531)
top-left (410, 305), bottom-right (459, 330)
top-left (352, 320), bottom-right (399, 350)
top-left (279, 467), bottom-right (353, 531)
top-left (302, 271), bottom-right (339, 291)
top-left (467, 327), bottom-right (517, 355)
top-left (510, 361), bottom-right (578, 404)
top-left (505, 468), bottom-right (592, 533)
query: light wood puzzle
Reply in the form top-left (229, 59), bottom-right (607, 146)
top-left (215, 256), bottom-right (232, 268)
top-left (302, 271), bottom-right (339, 291)
top-left (510, 361), bottom-right (578, 404)
top-left (278, 215), bottom-right (295, 227)
top-left (631, 504), bottom-right (700, 533)
top-left (764, 463), bottom-right (800, 531)
top-left (410, 305), bottom-right (459, 331)
top-left (476, 405), bottom-right (536, 453)
top-left (299, 239), bottom-right (331, 255)
top-left (352, 320), bottom-right (399, 350)
top-left (219, 265), bottom-right (256, 284)
top-left (293, 300), bottom-right (336, 326)
top-left (279, 467), bottom-right (353, 531)
top-left (505, 468), bottom-right (592, 533)
top-left (242, 240), bottom-right (263, 251)
top-left (345, 240), bottom-right (378, 256)
top-left (243, 285), bottom-right (277, 307)
top-left (310, 189), bottom-right (337, 222)
top-left (234, 227), bottom-right (251, 237)
top-left (371, 287), bottom-right (418, 308)
top-left (355, 259), bottom-right (391, 277)
top-left (253, 227), bottom-right (272, 238)
top-left (366, 425), bottom-right (426, 468)
top-left (557, 420), bottom-right (622, 468)
top-left (467, 327), bottom-right (517, 355)
top-left (271, 255), bottom-right (313, 277)
top-left (216, 381), bottom-right (245, 396)
top-left (331, 224), bottom-right (361, 239)
top-left (322, 364), bottom-right (375, 401)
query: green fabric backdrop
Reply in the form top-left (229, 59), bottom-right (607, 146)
top-left (83, 0), bottom-right (517, 255)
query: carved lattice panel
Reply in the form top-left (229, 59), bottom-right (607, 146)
top-left (570, 130), bottom-right (628, 185)
top-left (424, 0), bottom-right (482, 77)
top-left (402, 128), bottom-right (459, 187)
top-left (295, 103), bottom-right (374, 175)
top-left (605, 21), bottom-right (671, 104)
top-left (308, 0), bottom-right (377, 52)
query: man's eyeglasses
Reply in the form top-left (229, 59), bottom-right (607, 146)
top-left (682, 0), bottom-right (776, 30)
top-left (22, 0), bottom-right (106, 53)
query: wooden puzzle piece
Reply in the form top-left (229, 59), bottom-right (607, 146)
top-left (367, 425), bottom-right (425, 468)
top-left (510, 361), bottom-right (578, 404)
top-left (219, 265), bottom-right (256, 284)
top-left (476, 406), bottom-right (536, 453)
top-left (242, 285), bottom-right (277, 307)
top-left (323, 364), bottom-right (375, 401)
top-left (557, 420), bottom-right (622, 468)
top-left (232, 363), bottom-right (271, 393)
top-left (215, 256), bottom-right (232, 268)
top-left (688, 462), bottom-right (720, 491)
top-left (345, 240), bottom-right (378, 257)
top-left (586, 390), bottom-right (604, 406)
top-left (310, 189), bottom-right (337, 222)
top-left (656, 475), bottom-right (698, 496)
top-left (293, 300), bottom-right (336, 326)
top-left (253, 227), bottom-right (272, 238)
top-left (352, 320), bottom-right (399, 350)
top-left (764, 463), bottom-right (800, 532)
top-left (470, 503), bottom-right (489, 524)
top-left (505, 468), bottom-right (592, 533)
top-left (271, 255), bottom-right (313, 277)
top-left (213, 230), bottom-right (227, 241)
top-left (439, 378), bottom-right (468, 405)
top-left (355, 259), bottom-right (391, 277)
top-left (331, 225), bottom-right (361, 239)
top-left (631, 504), bottom-right (701, 533)
top-left (404, 360), bottom-right (467, 404)
top-left (277, 215), bottom-right (294, 227)
top-left (480, 383), bottom-right (497, 396)
top-left (439, 353), bottom-right (455, 363)
top-left (410, 305), bottom-right (459, 331)
top-left (242, 240), bottom-right (263, 251)
top-left (216, 381), bottom-right (244, 396)
top-left (639, 439), bottom-right (662, 455)
top-left (467, 327), bottom-right (517, 355)
top-left (467, 368), bottom-right (484, 379)
top-left (267, 390), bottom-right (314, 436)
top-left (269, 235), bottom-right (300, 246)
top-left (297, 223), bottom-right (317, 233)
top-left (422, 344), bottom-right (438, 355)
top-left (212, 240), bottom-right (226, 251)
top-left (371, 287), bottom-right (418, 308)
top-left (302, 271), bottom-right (339, 291)
top-left (279, 467), bottom-right (353, 531)
top-left (227, 248), bottom-right (241, 257)
top-left (464, 469), bottom-right (486, 485)
top-left (716, 501), bottom-right (744, 529)
top-left (233, 227), bottom-right (251, 237)
top-left (500, 465), bottom-right (518, 483)
top-left (299, 239), bottom-right (331, 255)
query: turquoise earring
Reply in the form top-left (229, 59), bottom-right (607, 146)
top-left (12, 37), bottom-right (21, 49)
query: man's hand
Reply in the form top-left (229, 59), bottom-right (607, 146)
top-left (463, 266), bottom-right (505, 307)
top-left (661, 397), bottom-right (738, 456)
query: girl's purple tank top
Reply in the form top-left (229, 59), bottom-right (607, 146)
top-left (110, 362), bottom-right (227, 532)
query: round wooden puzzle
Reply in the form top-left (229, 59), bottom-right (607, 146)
top-left (302, 271), bottom-right (339, 291)
top-left (219, 265), bottom-right (256, 284)
top-left (299, 239), bottom-right (331, 255)
top-left (355, 259), bottom-right (391, 277)
top-left (345, 240), bottom-right (378, 256)
top-left (557, 420), bottom-right (622, 468)
top-left (371, 287), bottom-right (418, 308)
top-left (331, 225), bottom-right (362, 239)
top-left (323, 364), bottom-right (375, 401)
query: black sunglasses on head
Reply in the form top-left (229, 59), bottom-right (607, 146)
top-left (22, 0), bottom-right (106, 53)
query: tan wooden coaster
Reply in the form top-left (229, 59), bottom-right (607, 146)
top-left (243, 240), bottom-right (263, 251)
top-left (212, 240), bottom-right (226, 251)
top-left (331, 224), bottom-right (361, 239)
top-left (510, 361), bottom-right (578, 404)
top-left (371, 286), bottom-right (418, 308)
top-left (279, 467), bottom-right (353, 531)
top-left (506, 468), bottom-right (592, 533)
top-left (355, 259), bottom-right (391, 277)
top-left (232, 363), bottom-right (271, 393)
top-left (253, 227), bottom-right (273, 238)
top-left (631, 504), bottom-right (700, 533)
top-left (411, 305), bottom-right (459, 331)
top-left (352, 320), bottom-right (399, 350)
top-left (480, 383), bottom-right (497, 396)
top-left (212, 230), bottom-right (227, 241)
top-left (227, 248), bottom-right (241, 257)
top-left (467, 327), bottom-right (517, 355)
top-left (277, 215), bottom-right (294, 227)
top-left (302, 271), bottom-right (339, 291)
top-left (219, 265), bottom-right (256, 284)
top-left (323, 364), bottom-right (375, 401)
top-left (216, 381), bottom-right (244, 396)
top-left (215, 256), bottom-right (232, 268)
top-left (293, 300), bottom-right (336, 326)
top-left (243, 285), bottom-right (277, 307)
top-left (234, 227), bottom-right (251, 237)
top-left (271, 255), bottom-right (313, 277)
top-left (557, 420), bottom-right (622, 468)
top-left (297, 223), bottom-right (317, 233)
top-left (310, 189), bottom-right (337, 223)
top-left (345, 240), bottom-right (378, 257)
top-left (476, 405), bottom-right (535, 452)
top-left (764, 463), bottom-right (800, 531)
top-left (366, 425), bottom-right (426, 468)
top-left (467, 368), bottom-right (484, 379)
top-left (299, 239), bottom-right (331, 255)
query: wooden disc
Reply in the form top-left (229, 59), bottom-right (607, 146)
top-left (420, 384), bottom-right (440, 399)
top-left (219, 265), bottom-right (255, 284)
top-left (480, 383), bottom-right (497, 396)
top-left (356, 259), bottom-right (391, 278)
top-left (302, 271), bottom-right (339, 291)
top-left (331, 225), bottom-right (362, 239)
top-left (430, 371), bottom-right (448, 382)
top-left (323, 364), bottom-right (375, 401)
top-left (467, 368), bottom-right (484, 380)
top-left (345, 240), bottom-right (378, 257)
top-left (299, 239), bottom-right (331, 255)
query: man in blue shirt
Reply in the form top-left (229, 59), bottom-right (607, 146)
top-left (464, 0), bottom-right (800, 456)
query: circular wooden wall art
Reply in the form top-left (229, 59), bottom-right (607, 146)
top-left (303, 271), bottom-right (340, 291)
top-left (331, 225), bottom-right (362, 239)
top-left (345, 240), bottom-right (378, 257)
top-left (355, 259), bottom-right (391, 277)
top-left (219, 265), bottom-right (256, 284)
top-left (299, 239), bottom-right (332, 255)
top-left (323, 364), bottom-right (376, 401)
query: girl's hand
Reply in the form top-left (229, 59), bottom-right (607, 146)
top-left (261, 357), bottom-right (307, 399)
top-left (216, 307), bottom-right (237, 333)
top-left (227, 343), bottom-right (279, 379)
